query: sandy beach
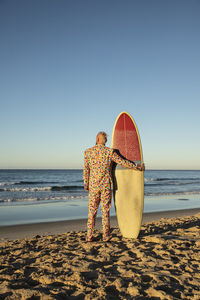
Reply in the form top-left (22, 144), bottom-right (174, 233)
top-left (0, 209), bottom-right (199, 299)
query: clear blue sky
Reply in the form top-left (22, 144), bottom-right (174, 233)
top-left (0, 0), bottom-right (200, 169)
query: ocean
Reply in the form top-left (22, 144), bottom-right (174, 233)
top-left (0, 169), bottom-right (199, 226)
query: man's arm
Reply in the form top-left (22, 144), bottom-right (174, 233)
top-left (111, 151), bottom-right (144, 170)
top-left (83, 151), bottom-right (90, 191)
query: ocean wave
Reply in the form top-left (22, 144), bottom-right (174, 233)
top-left (0, 189), bottom-right (199, 204)
top-left (145, 181), bottom-right (200, 187)
top-left (0, 185), bottom-right (84, 192)
top-left (144, 177), bottom-right (200, 183)
top-left (0, 187), bottom-right (52, 192)
top-left (0, 181), bottom-right (59, 186)
top-left (73, 180), bottom-right (83, 183)
top-left (0, 194), bottom-right (88, 203)
top-left (0, 181), bottom-right (21, 186)
top-left (14, 181), bottom-right (58, 185)
top-left (51, 185), bottom-right (84, 191)
top-left (145, 191), bottom-right (200, 196)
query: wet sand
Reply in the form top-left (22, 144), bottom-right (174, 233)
top-left (0, 208), bottom-right (199, 241)
top-left (0, 209), bottom-right (199, 299)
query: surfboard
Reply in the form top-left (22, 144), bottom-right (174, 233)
top-left (111, 111), bottom-right (144, 238)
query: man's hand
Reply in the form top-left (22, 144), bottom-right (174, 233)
top-left (136, 163), bottom-right (145, 171)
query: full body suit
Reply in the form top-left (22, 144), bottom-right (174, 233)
top-left (83, 144), bottom-right (137, 241)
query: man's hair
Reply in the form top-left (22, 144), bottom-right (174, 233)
top-left (96, 131), bottom-right (108, 144)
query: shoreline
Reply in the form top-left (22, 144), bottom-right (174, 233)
top-left (0, 207), bottom-right (199, 241)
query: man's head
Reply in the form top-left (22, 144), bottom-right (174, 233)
top-left (96, 131), bottom-right (107, 145)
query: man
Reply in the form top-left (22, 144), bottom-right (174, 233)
top-left (83, 131), bottom-right (144, 242)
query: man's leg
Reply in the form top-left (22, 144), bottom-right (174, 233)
top-left (101, 188), bottom-right (112, 241)
top-left (87, 189), bottom-right (101, 241)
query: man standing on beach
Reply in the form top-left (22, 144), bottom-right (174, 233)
top-left (83, 131), bottom-right (144, 242)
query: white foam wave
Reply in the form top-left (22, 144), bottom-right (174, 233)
top-left (145, 191), bottom-right (200, 196)
top-left (0, 182), bottom-right (20, 186)
top-left (1, 187), bottom-right (52, 192)
top-left (144, 178), bottom-right (155, 183)
top-left (0, 194), bottom-right (88, 203)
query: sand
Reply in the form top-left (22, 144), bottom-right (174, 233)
top-left (0, 211), bottom-right (199, 299)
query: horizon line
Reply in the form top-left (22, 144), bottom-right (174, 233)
top-left (0, 168), bottom-right (200, 171)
